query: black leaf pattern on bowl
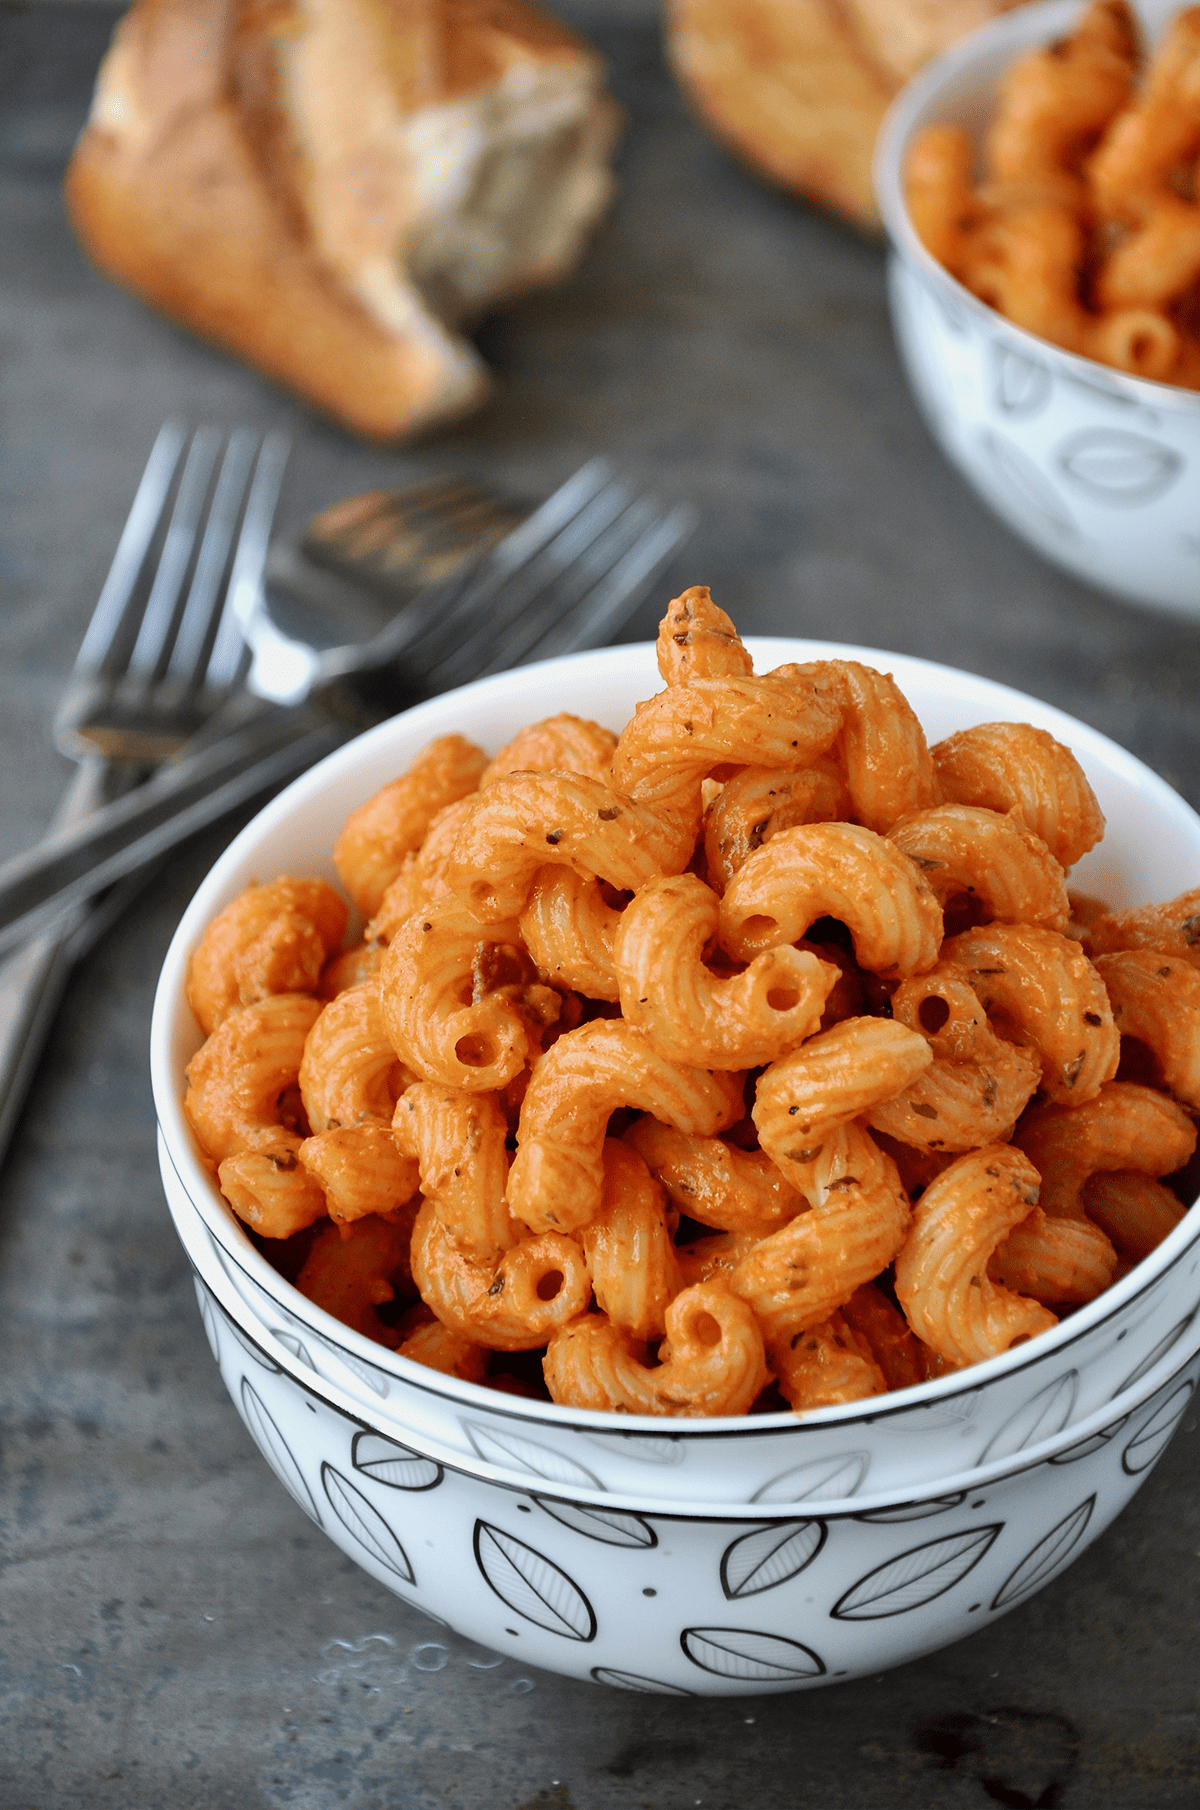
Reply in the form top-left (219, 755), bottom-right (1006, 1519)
top-left (977, 1372), bottom-right (1078, 1466)
top-left (992, 343), bottom-right (1052, 418)
top-left (979, 429), bottom-right (1077, 537)
top-left (832, 1525), bottom-right (1001, 1620)
top-left (720, 1521), bottom-right (826, 1600)
top-left (322, 1462), bottom-right (416, 1582)
top-left (751, 1452), bottom-right (869, 1505)
top-left (474, 1521), bottom-right (597, 1642)
top-left (1049, 1418), bottom-right (1128, 1465)
top-left (855, 1494), bottom-right (967, 1522)
top-left (310, 1332), bottom-right (391, 1398)
top-left (1116, 1316), bottom-right (1192, 1396)
top-left (1056, 428), bottom-right (1183, 507)
top-left (534, 1499), bottom-right (657, 1548)
top-left (578, 1431), bottom-right (684, 1465)
top-left (1122, 1380), bottom-right (1195, 1476)
top-left (680, 1627), bottom-right (825, 1683)
top-left (591, 1666), bottom-right (694, 1694)
top-left (239, 1377), bottom-right (320, 1525)
top-left (990, 1497), bottom-right (1094, 1610)
top-left (464, 1422), bottom-right (602, 1489)
top-left (193, 1278), bottom-right (220, 1362)
top-left (271, 1328), bottom-right (316, 1371)
top-left (220, 1305), bottom-right (280, 1372)
top-left (351, 1431), bottom-right (443, 1492)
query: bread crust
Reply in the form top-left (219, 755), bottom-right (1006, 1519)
top-left (664, 0), bottom-right (1026, 229)
top-left (65, 0), bottom-right (618, 439)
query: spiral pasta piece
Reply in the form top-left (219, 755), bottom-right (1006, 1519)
top-left (1095, 194), bottom-right (1200, 309)
top-left (655, 584), bottom-right (754, 685)
top-left (542, 1281), bottom-right (769, 1416)
top-left (581, 1141), bottom-right (682, 1340)
top-left (520, 865), bottom-right (622, 1001)
top-left (889, 804), bottom-right (1069, 931)
top-left (509, 1019), bottom-right (746, 1235)
top-left (481, 714), bottom-right (617, 787)
top-left (1015, 1081), bottom-right (1197, 1219)
top-left (894, 1146), bottom-right (1057, 1367)
top-left (185, 993), bottom-right (327, 1238)
top-left (380, 902), bottom-right (555, 1094)
top-left (797, 660), bottom-right (939, 833)
top-left (1088, 5), bottom-right (1200, 216)
top-left (1084, 885), bottom-right (1200, 969)
top-left (396, 1316), bottom-right (490, 1383)
top-left (840, 1282), bottom-right (927, 1392)
top-left (988, 0), bottom-right (1137, 190)
top-left (869, 966), bottom-right (1042, 1153)
top-left (392, 1082), bottom-right (516, 1261)
top-left (365, 796), bottom-right (477, 943)
top-left (769, 1314), bottom-right (887, 1411)
top-left (949, 924), bottom-right (1119, 1103)
top-left (932, 722), bottom-right (1104, 869)
top-left (989, 1210), bottom-right (1119, 1308)
top-left (294, 1211), bottom-right (417, 1345)
top-left (906, 123), bottom-right (978, 274)
top-left (187, 878), bottom-right (348, 1036)
top-left (443, 772), bottom-right (692, 923)
top-left (703, 760), bottom-right (851, 893)
top-left (754, 1018), bottom-right (935, 1163)
top-left (298, 1123), bottom-right (420, 1226)
top-left (624, 1117), bottom-right (804, 1232)
top-left (1081, 1169), bottom-right (1188, 1263)
top-left (719, 821), bottom-right (943, 972)
top-left (319, 941), bottom-right (384, 999)
top-left (410, 1201), bottom-right (589, 1350)
top-left (613, 872), bottom-right (838, 1069)
top-left (732, 1123), bottom-right (912, 1340)
top-left (675, 1229), bottom-right (762, 1287)
top-left (1095, 949), bottom-right (1200, 1108)
top-left (334, 735), bottom-right (487, 919)
top-left (300, 981), bottom-right (412, 1132)
top-left (611, 672), bottom-right (842, 826)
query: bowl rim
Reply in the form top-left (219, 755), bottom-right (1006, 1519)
top-left (872, 0), bottom-right (1200, 419)
top-left (152, 637), bottom-right (1200, 1442)
top-left (181, 1165), bottom-right (1200, 1520)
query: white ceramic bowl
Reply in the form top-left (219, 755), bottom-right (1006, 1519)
top-left (152, 640), bottom-right (1200, 1522)
top-left (174, 1146), bottom-right (1200, 1693)
top-left (874, 0), bottom-right (1200, 616)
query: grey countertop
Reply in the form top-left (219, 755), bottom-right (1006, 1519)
top-left (2, 4), bottom-right (1199, 1805)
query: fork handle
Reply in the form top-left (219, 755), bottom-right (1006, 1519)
top-left (0, 760), bottom-right (115, 1163)
top-left (0, 702), bottom-right (348, 961)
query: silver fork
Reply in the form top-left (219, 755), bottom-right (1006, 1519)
top-left (0, 462), bottom-right (696, 957)
top-left (0, 422), bottom-right (286, 1162)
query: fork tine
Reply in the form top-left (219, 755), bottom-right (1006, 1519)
top-left (521, 503), bottom-right (699, 668)
top-left (72, 420), bottom-right (188, 676)
top-left (166, 428), bottom-right (259, 686)
top-left (395, 461), bottom-right (617, 673)
top-left (126, 427), bottom-right (221, 678)
top-left (205, 430), bottom-right (291, 691)
top-left (428, 491), bottom-right (675, 689)
top-left (416, 479), bottom-right (641, 687)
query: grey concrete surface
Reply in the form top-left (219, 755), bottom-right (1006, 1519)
top-left (1, 3), bottom-right (1199, 1806)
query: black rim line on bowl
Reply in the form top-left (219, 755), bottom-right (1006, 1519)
top-left (161, 1126), bottom-right (1200, 1442)
top-left (184, 1238), bottom-right (1200, 1523)
top-left (152, 637), bottom-right (1200, 1438)
top-left (872, 0), bottom-right (1200, 417)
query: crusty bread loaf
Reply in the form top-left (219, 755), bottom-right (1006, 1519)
top-left (664, 0), bottom-right (1029, 229)
top-left (65, 0), bottom-right (620, 440)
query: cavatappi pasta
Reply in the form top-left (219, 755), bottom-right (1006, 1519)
top-left (183, 585), bottom-right (1200, 1416)
top-left (905, 2), bottom-right (1200, 391)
